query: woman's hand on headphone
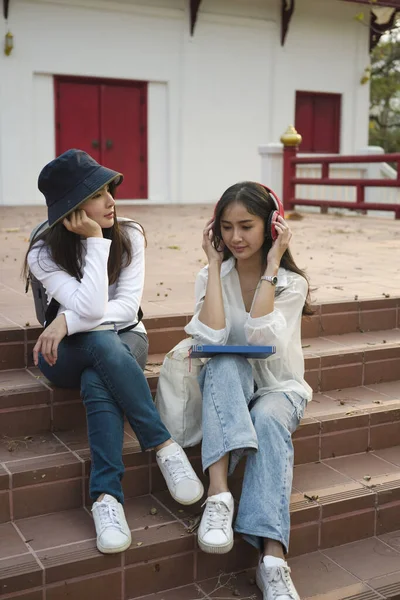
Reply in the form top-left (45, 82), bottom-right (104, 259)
top-left (267, 216), bottom-right (292, 269)
top-left (33, 314), bottom-right (68, 367)
top-left (202, 218), bottom-right (224, 264)
top-left (63, 209), bottom-right (103, 238)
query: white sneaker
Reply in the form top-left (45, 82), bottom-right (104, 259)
top-left (197, 492), bottom-right (234, 554)
top-left (92, 494), bottom-right (132, 554)
top-left (256, 561), bottom-right (300, 600)
top-left (156, 442), bottom-right (204, 505)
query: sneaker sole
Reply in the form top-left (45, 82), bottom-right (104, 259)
top-left (255, 569), bottom-right (266, 599)
top-left (170, 482), bottom-right (205, 506)
top-left (97, 536), bottom-right (132, 554)
top-left (198, 535), bottom-right (234, 554)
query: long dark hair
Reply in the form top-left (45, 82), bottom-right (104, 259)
top-left (23, 180), bottom-right (146, 285)
top-left (212, 181), bottom-right (314, 316)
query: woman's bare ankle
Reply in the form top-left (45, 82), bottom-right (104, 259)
top-left (263, 538), bottom-right (285, 560)
top-left (155, 438), bottom-right (174, 452)
top-left (208, 485), bottom-right (230, 497)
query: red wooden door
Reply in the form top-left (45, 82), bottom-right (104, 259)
top-left (55, 77), bottom-right (147, 199)
top-left (295, 91), bottom-right (341, 153)
top-left (55, 81), bottom-right (101, 162)
top-left (101, 84), bottom-right (147, 199)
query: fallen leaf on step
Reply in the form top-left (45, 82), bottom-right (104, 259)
top-left (302, 344), bottom-right (311, 348)
top-left (136, 542), bottom-right (143, 546)
top-left (363, 475), bottom-right (371, 481)
top-left (187, 515), bottom-right (201, 533)
top-left (149, 507), bottom-right (158, 515)
top-left (304, 494), bottom-right (319, 502)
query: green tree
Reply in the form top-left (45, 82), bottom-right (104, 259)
top-left (369, 27), bottom-right (400, 153)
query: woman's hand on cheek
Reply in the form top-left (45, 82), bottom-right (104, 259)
top-left (33, 314), bottom-right (68, 367)
top-left (63, 210), bottom-right (102, 238)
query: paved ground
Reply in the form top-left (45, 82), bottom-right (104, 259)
top-left (0, 204), bottom-right (399, 328)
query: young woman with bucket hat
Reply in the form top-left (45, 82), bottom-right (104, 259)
top-left (24, 149), bottom-right (203, 554)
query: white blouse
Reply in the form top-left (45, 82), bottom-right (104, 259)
top-left (27, 219), bottom-right (146, 337)
top-left (184, 257), bottom-right (312, 403)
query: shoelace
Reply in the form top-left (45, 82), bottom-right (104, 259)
top-left (266, 566), bottom-right (296, 599)
top-left (96, 503), bottom-right (122, 531)
top-left (202, 499), bottom-right (230, 533)
top-left (160, 451), bottom-right (192, 484)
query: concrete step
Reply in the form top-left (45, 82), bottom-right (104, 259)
top-left (1, 444), bottom-right (400, 598)
top-left (1, 403), bottom-right (400, 527)
top-left (2, 325), bottom-right (400, 438)
top-left (1, 297), bottom-right (399, 598)
top-left (142, 533), bottom-right (400, 600)
top-left (1, 297), bottom-right (399, 371)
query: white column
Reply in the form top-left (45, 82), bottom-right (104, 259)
top-left (258, 143), bottom-right (283, 199)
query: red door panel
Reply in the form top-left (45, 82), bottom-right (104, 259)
top-left (314, 96), bottom-right (340, 154)
top-left (101, 83), bottom-right (147, 199)
top-left (56, 81), bottom-right (100, 161)
top-left (55, 77), bottom-right (148, 199)
top-left (295, 91), bottom-right (341, 153)
top-left (295, 93), bottom-right (314, 153)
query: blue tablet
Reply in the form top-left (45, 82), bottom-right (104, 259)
top-left (189, 344), bottom-right (276, 358)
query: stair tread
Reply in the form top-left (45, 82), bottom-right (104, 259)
top-left (135, 531), bottom-right (400, 600)
top-left (1, 380), bottom-right (400, 467)
top-left (2, 524), bottom-right (400, 600)
top-left (303, 327), bottom-right (400, 355)
top-left (0, 498), bottom-right (192, 583)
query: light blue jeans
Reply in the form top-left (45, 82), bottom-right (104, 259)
top-left (199, 354), bottom-right (306, 554)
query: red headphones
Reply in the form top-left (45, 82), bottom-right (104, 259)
top-left (213, 183), bottom-right (284, 242)
top-left (258, 184), bottom-right (285, 241)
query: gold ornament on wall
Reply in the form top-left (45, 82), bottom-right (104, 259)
top-left (4, 31), bottom-right (13, 56)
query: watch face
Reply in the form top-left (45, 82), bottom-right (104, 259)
top-left (272, 276), bottom-right (278, 285)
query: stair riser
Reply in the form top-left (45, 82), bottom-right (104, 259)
top-left (3, 343), bottom-right (400, 437)
top-left (2, 416), bottom-right (400, 522)
top-left (1, 298), bottom-right (399, 371)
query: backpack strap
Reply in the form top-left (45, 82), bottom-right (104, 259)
top-left (118, 307), bottom-right (144, 334)
top-left (43, 298), bottom-right (61, 330)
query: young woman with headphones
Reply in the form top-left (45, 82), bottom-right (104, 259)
top-left (184, 182), bottom-right (313, 600)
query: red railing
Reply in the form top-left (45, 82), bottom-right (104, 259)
top-left (282, 147), bottom-right (400, 219)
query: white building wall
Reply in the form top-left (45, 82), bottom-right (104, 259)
top-left (271, 0), bottom-right (370, 152)
top-left (2, 0), bottom-right (184, 206)
top-left (1, 0), bottom-right (370, 207)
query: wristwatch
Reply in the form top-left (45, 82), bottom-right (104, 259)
top-left (261, 275), bottom-right (278, 286)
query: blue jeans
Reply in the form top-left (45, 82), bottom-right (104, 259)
top-left (38, 330), bottom-right (170, 504)
top-left (199, 354), bottom-right (306, 554)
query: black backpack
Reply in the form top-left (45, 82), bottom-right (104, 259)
top-left (25, 220), bottom-right (143, 331)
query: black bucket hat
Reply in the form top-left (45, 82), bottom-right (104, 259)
top-left (38, 149), bottom-right (123, 227)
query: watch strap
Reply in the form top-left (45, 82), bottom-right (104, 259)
top-left (260, 275), bottom-right (278, 286)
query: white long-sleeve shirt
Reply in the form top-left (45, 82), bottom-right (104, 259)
top-left (184, 257), bottom-right (312, 403)
top-left (27, 219), bottom-right (146, 336)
